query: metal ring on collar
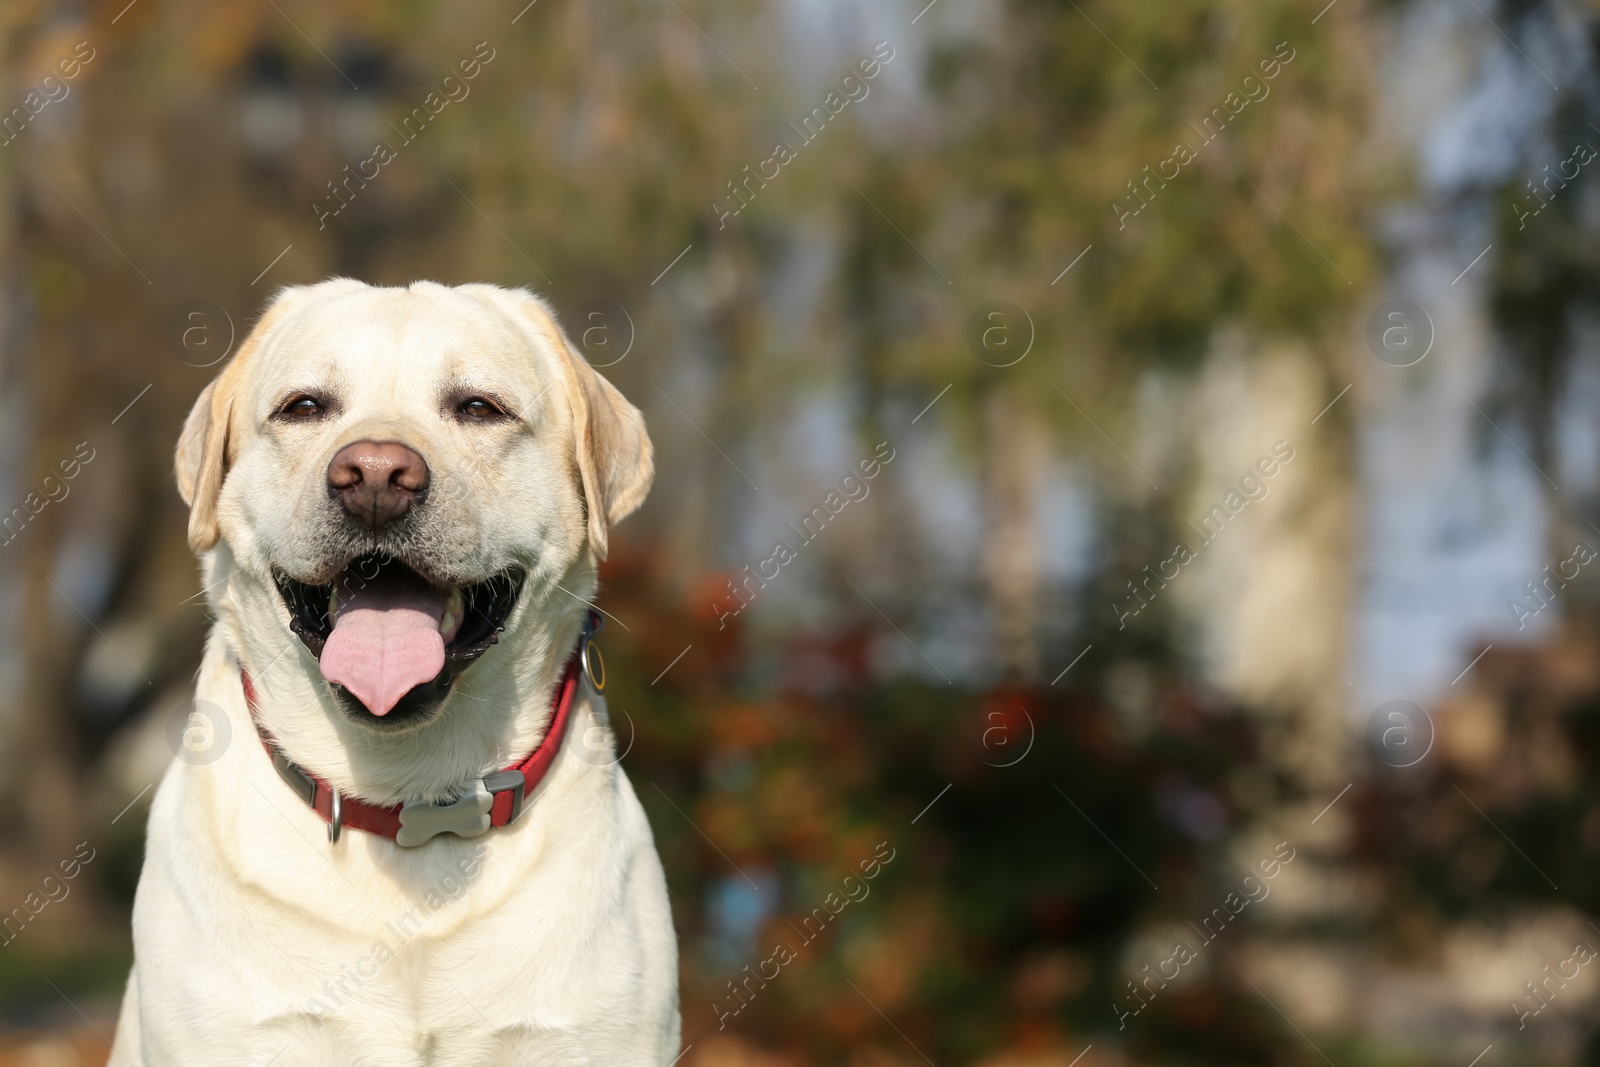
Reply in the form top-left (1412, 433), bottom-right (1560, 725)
top-left (327, 789), bottom-right (342, 844)
top-left (581, 638), bottom-right (605, 692)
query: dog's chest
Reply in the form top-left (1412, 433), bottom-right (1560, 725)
top-left (164, 881), bottom-right (662, 1064)
top-left (126, 699), bottom-right (679, 1063)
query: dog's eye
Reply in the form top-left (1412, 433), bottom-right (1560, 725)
top-left (278, 395), bottom-right (325, 419)
top-left (456, 396), bottom-right (507, 421)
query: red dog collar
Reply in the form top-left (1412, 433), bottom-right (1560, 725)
top-left (242, 646), bottom-right (593, 847)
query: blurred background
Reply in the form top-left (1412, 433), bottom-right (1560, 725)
top-left (3, 0), bottom-right (1600, 1063)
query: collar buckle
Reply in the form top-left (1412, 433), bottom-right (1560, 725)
top-left (271, 746), bottom-right (317, 807)
top-left (483, 768), bottom-right (528, 824)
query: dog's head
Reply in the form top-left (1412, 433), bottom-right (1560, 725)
top-left (176, 279), bottom-right (651, 732)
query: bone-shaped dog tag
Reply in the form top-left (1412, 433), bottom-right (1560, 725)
top-left (396, 781), bottom-right (493, 847)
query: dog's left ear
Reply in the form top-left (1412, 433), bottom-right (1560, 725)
top-left (560, 343), bottom-right (654, 560)
top-left (468, 287), bottom-right (654, 560)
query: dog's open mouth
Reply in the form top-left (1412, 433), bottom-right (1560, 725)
top-left (273, 552), bottom-right (524, 721)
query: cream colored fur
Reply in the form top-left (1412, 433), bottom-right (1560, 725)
top-left (111, 280), bottom-right (678, 1065)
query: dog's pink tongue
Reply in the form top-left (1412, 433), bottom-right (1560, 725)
top-left (319, 573), bottom-right (447, 717)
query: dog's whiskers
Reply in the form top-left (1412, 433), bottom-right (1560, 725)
top-left (550, 582), bottom-right (630, 632)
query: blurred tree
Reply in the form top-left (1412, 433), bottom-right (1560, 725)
top-left (1476, 3), bottom-right (1600, 588)
top-left (849, 0), bottom-right (1377, 759)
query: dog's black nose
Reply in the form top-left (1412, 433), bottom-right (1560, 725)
top-left (327, 440), bottom-right (429, 529)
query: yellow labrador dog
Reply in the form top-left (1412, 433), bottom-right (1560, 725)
top-left (112, 280), bottom-right (679, 1065)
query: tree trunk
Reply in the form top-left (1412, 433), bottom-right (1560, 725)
top-left (982, 386), bottom-right (1045, 681)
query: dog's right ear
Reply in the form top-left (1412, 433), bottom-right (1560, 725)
top-left (176, 362), bottom-right (247, 553)
top-left (174, 293), bottom-right (290, 552)
top-left (175, 377), bottom-right (222, 546)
